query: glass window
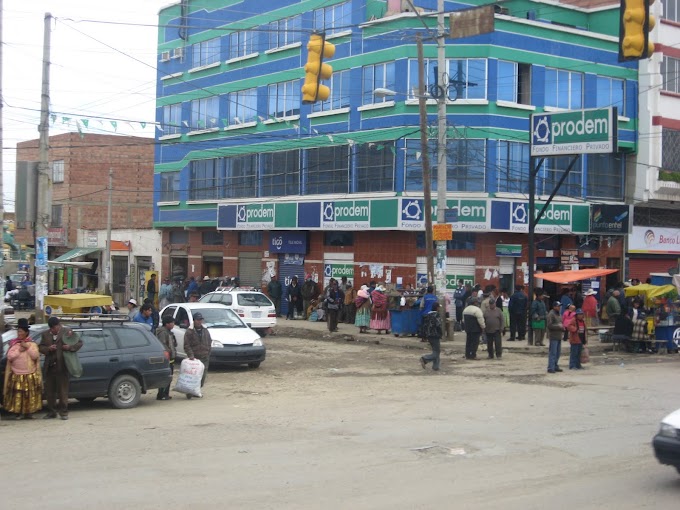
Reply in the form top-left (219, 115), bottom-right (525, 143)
top-left (169, 231), bottom-right (188, 244)
top-left (497, 61), bottom-right (531, 104)
top-left (115, 328), bottom-right (150, 349)
top-left (51, 160), bottom-right (65, 183)
top-left (541, 156), bottom-right (582, 197)
top-left (160, 172), bottom-right (180, 202)
top-left (662, 0), bottom-right (679, 22)
top-left (544, 68), bottom-right (583, 109)
top-left (227, 88), bottom-right (257, 125)
top-left (222, 155), bottom-right (257, 199)
top-left (268, 80), bottom-right (300, 118)
top-left (51, 205), bottom-right (62, 227)
top-left (79, 330), bottom-right (117, 353)
top-left (306, 145), bottom-right (350, 194)
top-left (237, 293), bottom-right (273, 306)
top-left (323, 232), bottom-right (353, 246)
top-left (417, 232), bottom-right (475, 250)
top-left (261, 150), bottom-right (301, 197)
top-left (190, 96), bottom-right (219, 129)
top-left (162, 104), bottom-right (182, 135)
top-left (448, 59), bottom-right (487, 100)
top-left (312, 69), bottom-right (351, 112)
top-left (362, 62), bottom-right (396, 104)
top-left (229, 31), bottom-right (256, 59)
top-left (175, 307), bottom-right (190, 329)
top-left (208, 293), bottom-right (232, 305)
top-left (661, 56), bottom-right (680, 94)
top-left (314, 1), bottom-right (351, 35)
top-left (586, 153), bottom-right (624, 200)
top-left (404, 138), bottom-right (436, 192)
top-left (356, 141), bottom-right (395, 192)
top-left (595, 77), bottom-right (625, 116)
top-left (497, 141), bottom-right (530, 193)
top-left (202, 231), bottom-right (223, 245)
top-left (663, 128), bottom-right (680, 172)
top-left (189, 159), bottom-right (220, 201)
top-left (192, 37), bottom-right (220, 68)
top-left (268, 15), bottom-right (302, 49)
top-left (239, 231), bottom-right (262, 246)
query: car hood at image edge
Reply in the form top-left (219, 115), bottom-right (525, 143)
top-left (209, 327), bottom-right (261, 346)
top-left (661, 408), bottom-right (680, 428)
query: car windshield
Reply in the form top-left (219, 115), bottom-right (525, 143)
top-left (194, 308), bottom-right (245, 328)
top-left (237, 293), bottom-right (272, 306)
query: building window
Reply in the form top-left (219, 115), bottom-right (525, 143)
top-left (542, 156), bottom-right (582, 197)
top-left (663, 128), bottom-right (680, 172)
top-left (190, 96), bottom-right (219, 129)
top-left (222, 155), bottom-right (257, 199)
top-left (229, 31), bottom-right (256, 59)
top-left (544, 68), bottom-right (583, 109)
top-left (169, 230), bottom-right (188, 245)
top-left (306, 145), bottom-right (349, 195)
top-left (356, 141), bottom-right (395, 192)
top-left (323, 232), bottom-right (353, 246)
top-left (404, 138), bottom-right (435, 192)
top-left (314, 1), bottom-right (351, 35)
top-left (586, 153), bottom-right (624, 200)
top-left (189, 159), bottom-right (220, 201)
top-left (192, 37), bottom-right (220, 68)
top-left (162, 104), bottom-right (182, 135)
top-left (268, 15), bottom-right (302, 49)
top-left (661, 56), bottom-right (680, 94)
top-left (51, 205), bottom-right (62, 227)
top-left (536, 234), bottom-right (559, 251)
top-left (268, 80), bottom-right (300, 118)
top-left (662, 0), bottom-right (680, 22)
top-left (417, 232), bottom-right (475, 251)
top-left (239, 231), bottom-right (262, 246)
top-left (596, 77), bottom-right (625, 116)
top-left (227, 88), bottom-right (257, 125)
top-left (497, 61), bottom-right (531, 104)
top-left (51, 160), bottom-right (64, 183)
top-left (202, 231), bottom-right (224, 245)
top-left (497, 141), bottom-right (529, 193)
top-left (447, 59), bottom-right (487, 100)
top-left (312, 69), bottom-right (351, 112)
top-left (261, 150), bottom-right (301, 197)
top-left (362, 62), bottom-right (396, 104)
top-left (160, 172), bottom-right (180, 202)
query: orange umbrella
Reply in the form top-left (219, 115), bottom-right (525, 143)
top-left (537, 268), bottom-right (619, 284)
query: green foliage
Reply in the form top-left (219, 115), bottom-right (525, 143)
top-left (658, 171), bottom-right (680, 183)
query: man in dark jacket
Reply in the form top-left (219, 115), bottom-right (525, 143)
top-left (267, 275), bottom-right (283, 317)
top-left (463, 297), bottom-right (486, 360)
top-left (300, 275), bottom-right (318, 320)
top-left (155, 315), bottom-right (177, 400)
top-left (546, 301), bottom-right (565, 373)
top-left (420, 302), bottom-right (443, 371)
top-left (184, 312), bottom-right (212, 396)
top-left (508, 285), bottom-right (528, 341)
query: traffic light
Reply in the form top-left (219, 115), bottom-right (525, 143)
top-left (619, 0), bottom-right (655, 61)
top-left (301, 33), bottom-right (335, 104)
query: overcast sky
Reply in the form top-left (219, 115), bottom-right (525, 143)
top-left (2, 0), bottom-right (172, 211)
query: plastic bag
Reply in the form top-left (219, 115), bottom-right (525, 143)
top-left (580, 346), bottom-right (590, 364)
top-left (174, 358), bottom-right (205, 397)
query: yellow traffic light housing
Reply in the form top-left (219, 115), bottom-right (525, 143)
top-left (619, 0), bottom-right (655, 61)
top-left (301, 33), bottom-right (336, 104)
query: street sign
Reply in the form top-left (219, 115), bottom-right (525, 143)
top-left (433, 224), bottom-right (453, 241)
top-left (530, 108), bottom-right (617, 156)
top-left (449, 5), bottom-right (495, 39)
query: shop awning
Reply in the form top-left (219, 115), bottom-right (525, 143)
top-left (53, 247), bottom-right (101, 262)
top-left (110, 240), bottom-right (131, 251)
top-left (624, 284), bottom-right (678, 306)
top-left (537, 268), bottom-right (619, 284)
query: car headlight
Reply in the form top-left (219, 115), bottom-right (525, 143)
top-left (211, 339), bottom-right (223, 348)
top-left (659, 423), bottom-right (678, 438)
top-left (253, 338), bottom-right (263, 347)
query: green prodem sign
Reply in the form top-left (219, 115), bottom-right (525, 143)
top-left (530, 108), bottom-right (617, 156)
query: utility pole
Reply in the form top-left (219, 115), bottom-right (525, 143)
top-left (0, 0), bottom-right (5, 332)
top-left (35, 13), bottom-right (52, 324)
top-left (435, 0), bottom-right (449, 331)
top-left (104, 168), bottom-right (113, 295)
top-left (417, 34), bottom-right (435, 286)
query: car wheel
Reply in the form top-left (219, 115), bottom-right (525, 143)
top-left (108, 374), bottom-right (142, 409)
top-left (76, 397), bottom-right (97, 404)
top-left (255, 328), bottom-right (268, 338)
top-left (248, 362), bottom-right (261, 369)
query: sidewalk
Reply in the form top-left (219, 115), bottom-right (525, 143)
top-left (272, 317), bottom-right (613, 356)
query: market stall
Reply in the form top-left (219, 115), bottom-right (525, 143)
top-left (625, 284), bottom-right (679, 353)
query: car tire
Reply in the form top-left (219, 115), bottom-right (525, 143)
top-left (76, 397), bottom-right (97, 404)
top-left (108, 374), bottom-right (142, 409)
top-left (255, 328), bottom-right (268, 338)
top-left (248, 362), bottom-right (261, 369)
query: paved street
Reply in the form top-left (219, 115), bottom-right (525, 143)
top-left (1, 334), bottom-right (679, 509)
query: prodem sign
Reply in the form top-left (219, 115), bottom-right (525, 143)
top-left (530, 108), bottom-right (617, 156)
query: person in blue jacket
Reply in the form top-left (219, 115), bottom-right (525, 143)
top-left (133, 304), bottom-right (154, 332)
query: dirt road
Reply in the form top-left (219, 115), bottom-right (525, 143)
top-left (1, 336), bottom-right (679, 509)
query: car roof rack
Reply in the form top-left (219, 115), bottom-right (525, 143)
top-left (46, 313), bottom-right (131, 324)
top-left (214, 286), bottom-right (257, 292)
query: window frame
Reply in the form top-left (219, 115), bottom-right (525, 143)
top-left (51, 204), bottom-right (63, 227)
top-left (222, 154), bottom-right (258, 199)
top-left (313, 1), bottom-right (351, 35)
top-left (162, 104), bottom-right (182, 135)
top-left (227, 88), bottom-right (257, 125)
top-left (189, 159), bottom-right (220, 201)
top-left (261, 150), bottom-right (301, 197)
top-left (355, 141), bottom-right (395, 193)
top-left (544, 67), bottom-right (583, 109)
top-left (661, 56), bottom-right (680, 94)
top-left (229, 31), bottom-right (256, 60)
top-left (497, 60), bottom-right (531, 105)
top-left (362, 62), bottom-right (396, 105)
top-left (496, 141), bottom-right (530, 193)
top-left (159, 172), bottom-right (180, 202)
top-left (51, 160), bottom-right (65, 183)
top-left (595, 76), bottom-right (625, 116)
top-left (190, 96), bottom-right (219, 129)
top-left (268, 15), bottom-right (302, 49)
top-left (192, 37), bottom-right (221, 68)
top-left (312, 69), bottom-right (351, 112)
top-left (306, 145), bottom-right (350, 195)
top-left (267, 80), bottom-right (301, 118)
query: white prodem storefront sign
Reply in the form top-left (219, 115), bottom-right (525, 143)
top-left (629, 226), bottom-right (680, 254)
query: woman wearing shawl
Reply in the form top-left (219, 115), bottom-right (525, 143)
top-left (354, 286), bottom-right (372, 333)
top-left (3, 318), bottom-right (42, 419)
top-left (370, 285), bottom-right (391, 334)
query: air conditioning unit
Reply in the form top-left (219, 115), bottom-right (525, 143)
top-left (160, 51), bottom-right (170, 62)
top-left (172, 47), bottom-right (184, 59)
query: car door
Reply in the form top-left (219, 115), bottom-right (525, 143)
top-left (68, 328), bottom-right (121, 397)
top-left (113, 327), bottom-right (164, 379)
top-left (172, 306), bottom-right (190, 357)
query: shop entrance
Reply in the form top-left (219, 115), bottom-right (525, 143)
top-left (537, 257), bottom-right (560, 301)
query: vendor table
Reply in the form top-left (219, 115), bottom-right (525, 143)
top-left (654, 324), bottom-right (680, 354)
top-left (390, 309), bottom-right (422, 337)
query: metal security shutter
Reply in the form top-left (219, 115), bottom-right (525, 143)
top-left (279, 254), bottom-right (305, 317)
top-left (629, 258), bottom-right (677, 282)
top-left (238, 252), bottom-right (262, 287)
top-left (498, 257), bottom-right (515, 275)
top-left (416, 256), bottom-right (475, 285)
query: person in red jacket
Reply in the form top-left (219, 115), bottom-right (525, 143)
top-left (568, 309), bottom-right (587, 370)
top-left (582, 289), bottom-right (599, 328)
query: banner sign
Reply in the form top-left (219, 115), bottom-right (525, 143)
top-left (530, 108), bottom-right (617, 156)
top-left (496, 244), bottom-right (522, 257)
top-left (629, 226), bottom-right (680, 254)
top-left (269, 232), bottom-right (307, 254)
top-left (590, 204), bottom-right (631, 234)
